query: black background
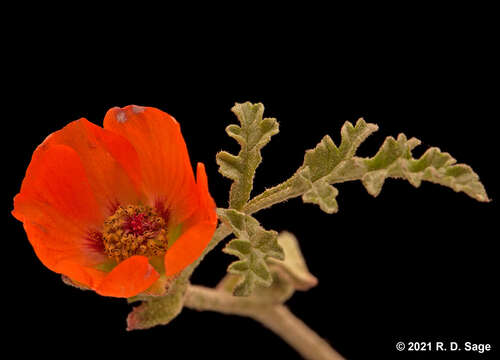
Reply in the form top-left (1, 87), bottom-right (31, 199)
top-left (5, 7), bottom-right (498, 360)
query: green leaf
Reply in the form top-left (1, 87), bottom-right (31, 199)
top-left (267, 232), bottom-right (318, 291)
top-left (126, 277), bottom-right (188, 330)
top-left (299, 168), bottom-right (339, 213)
top-left (287, 118), bottom-right (489, 214)
top-left (303, 119), bottom-right (379, 182)
top-left (216, 102), bottom-right (279, 210)
top-left (296, 118), bottom-right (379, 213)
top-left (218, 208), bottom-right (284, 296)
top-left (361, 134), bottom-right (490, 201)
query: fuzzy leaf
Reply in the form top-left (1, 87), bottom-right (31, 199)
top-left (361, 134), bottom-right (490, 201)
top-left (267, 232), bottom-right (318, 291)
top-left (296, 118), bottom-right (378, 213)
top-left (219, 208), bottom-right (284, 296)
top-left (303, 119), bottom-right (379, 182)
top-left (290, 119), bottom-right (489, 214)
top-left (216, 102), bottom-right (279, 210)
top-left (300, 168), bottom-right (339, 213)
top-left (126, 277), bottom-right (188, 330)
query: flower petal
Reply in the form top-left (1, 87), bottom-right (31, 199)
top-left (95, 255), bottom-right (160, 298)
top-left (43, 118), bottom-right (145, 216)
top-left (193, 163), bottom-right (218, 224)
top-left (13, 143), bottom-right (110, 286)
top-left (54, 259), bottom-right (107, 290)
top-left (164, 163), bottom-right (217, 276)
top-left (164, 220), bottom-right (216, 276)
top-left (14, 194), bottom-right (106, 268)
top-left (14, 143), bottom-right (103, 229)
top-left (103, 106), bottom-right (198, 223)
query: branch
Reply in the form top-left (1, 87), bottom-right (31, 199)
top-left (243, 120), bottom-right (489, 215)
top-left (185, 285), bottom-right (344, 360)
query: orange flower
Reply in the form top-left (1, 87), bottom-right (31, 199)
top-left (12, 105), bottom-right (217, 298)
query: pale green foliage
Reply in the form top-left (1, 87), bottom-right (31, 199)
top-left (296, 118), bottom-right (379, 213)
top-left (286, 118), bottom-right (490, 214)
top-left (216, 102), bottom-right (279, 210)
top-left (362, 134), bottom-right (489, 200)
top-left (218, 208), bottom-right (284, 296)
top-left (217, 231), bottom-right (316, 303)
top-left (215, 104), bottom-right (489, 299)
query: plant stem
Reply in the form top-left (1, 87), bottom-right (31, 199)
top-left (185, 285), bottom-right (344, 360)
top-left (242, 174), bottom-right (305, 214)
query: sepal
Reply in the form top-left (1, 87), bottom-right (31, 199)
top-left (61, 275), bottom-right (91, 291)
top-left (126, 276), bottom-right (188, 330)
top-left (217, 270), bottom-right (294, 305)
top-left (267, 231), bottom-right (318, 291)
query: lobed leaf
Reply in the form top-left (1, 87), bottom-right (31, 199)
top-left (303, 119), bottom-right (379, 182)
top-left (299, 168), bottom-right (339, 213)
top-left (216, 102), bottom-right (279, 210)
top-left (295, 118), bottom-right (379, 213)
top-left (291, 118), bottom-right (489, 214)
top-left (218, 208), bottom-right (284, 296)
top-left (361, 134), bottom-right (490, 201)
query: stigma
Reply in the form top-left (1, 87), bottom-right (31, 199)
top-left (102, 205), bottom-right (168, 262)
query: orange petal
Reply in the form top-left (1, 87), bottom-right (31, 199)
top-left (96, 255), bottom-right (160, 298)
top-left (14, 143), bottom-right (103, 230)
top-left (55, 259), bottom-right (107, 290)
top-left (43, 118), bottom-right (145, 216)
top-left (14, 194), bottom-right (107, 269)
top-left (164, 220), bottom-right (216, 276)
top-left (13, 143), bottom-right (108, 284)
top-left (194, 163), bottom-right (218, 224)
top-left (163, 163), bottom-right (217, 276)
top-left (16, 218), bottom-right (107, 291)
top-left (103, 106), bottom-right (198, 223)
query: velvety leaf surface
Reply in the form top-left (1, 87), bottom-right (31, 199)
top-left (216, 102), bottom-right (279, 210)
top-left (218, 208), bottom-right (284, 296)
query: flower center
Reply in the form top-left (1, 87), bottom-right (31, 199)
top-left (102, 205), bottom-right (168, 262)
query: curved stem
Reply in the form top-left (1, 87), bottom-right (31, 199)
top-left (185, 285), bottom-right (344, 360)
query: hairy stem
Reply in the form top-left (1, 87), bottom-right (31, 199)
top-left (242, 160), bottom-right (369, 215)
top-left (243, 174), bottom-right (303, 215)
top-left (185, 285), bottom-right (344, 360)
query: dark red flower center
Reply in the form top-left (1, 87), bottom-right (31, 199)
top-left (123, 213), bottom-right (156, 236)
